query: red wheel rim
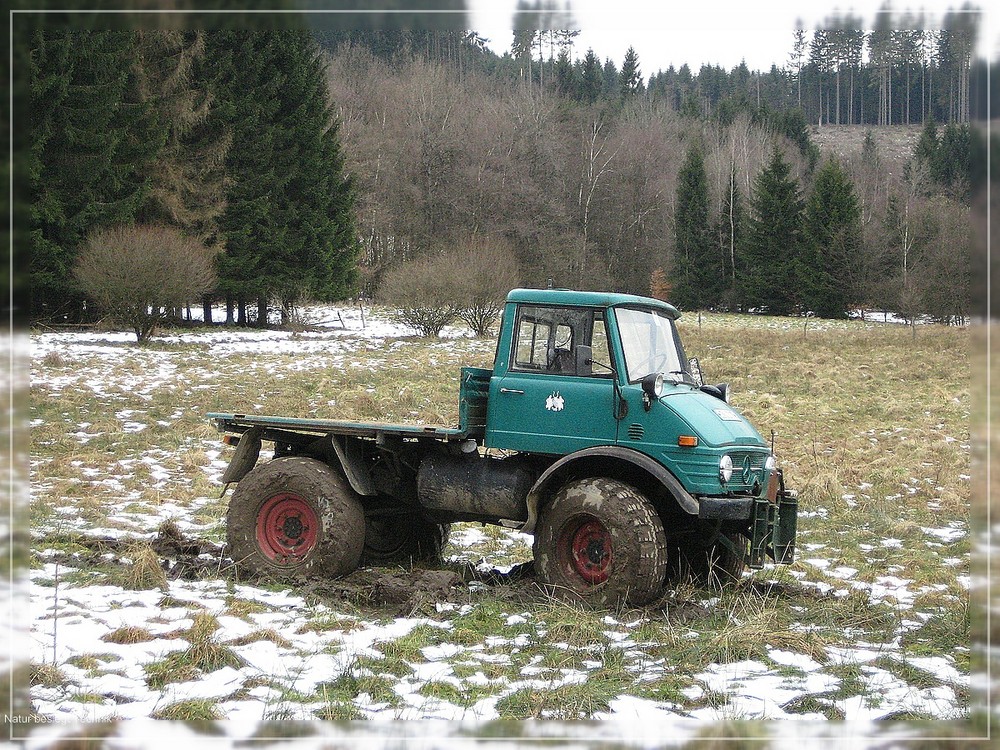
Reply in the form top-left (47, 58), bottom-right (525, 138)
top-left (255, 493), bottom-right (318, 566)
top-left (561, 517), bottom-right (613, 585)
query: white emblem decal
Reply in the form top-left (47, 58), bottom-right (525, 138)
top-left (714, 408), bottom-right (742, 422)
top-left (545, 392), bottom-right (565, 411)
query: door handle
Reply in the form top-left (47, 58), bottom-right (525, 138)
top-left (499, 388), bottom-right (525, 394)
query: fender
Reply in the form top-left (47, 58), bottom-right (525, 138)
top-left (220, 427), bottom-right (262, 487)
top-left (520, 446), bottom-right (699, 534)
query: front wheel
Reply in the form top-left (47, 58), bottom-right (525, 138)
top-left (533, 478), bottom-right (667, 607)
top-left (227, 457), bottom-right (365, 581)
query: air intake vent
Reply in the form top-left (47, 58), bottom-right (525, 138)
top-left (627, 423), bottom-right (644, 440)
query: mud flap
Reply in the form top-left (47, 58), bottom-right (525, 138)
top-left (220, 427), bottom-right (262, 490)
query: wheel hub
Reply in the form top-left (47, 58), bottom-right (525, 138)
top-left (255, 492), bottom-right (318, 566)
top-left (568, 519), bottom-right (613, 584)
top-left (282, 516), bottom-right (304, 539)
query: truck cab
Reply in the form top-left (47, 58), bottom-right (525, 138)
top-left (210, 288), bottom-right (797, 607)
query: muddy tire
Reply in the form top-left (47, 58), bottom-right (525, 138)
top-left (671, 532), bottom-right (747, 587)
top-left (227, 457), bottom-right (365, 581)
top-left (360, 512), bottom-right (450, 566)
top-left (533, 477), bottom-right (667, 607)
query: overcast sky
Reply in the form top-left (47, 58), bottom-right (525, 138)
top-left (468, 0), bottom-right (995, 75)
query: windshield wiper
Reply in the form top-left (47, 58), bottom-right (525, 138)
top-left (666, 369), bottom-right (697, 385)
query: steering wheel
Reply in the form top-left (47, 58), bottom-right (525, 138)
top-left (641, 351), bottom-right (669, 375)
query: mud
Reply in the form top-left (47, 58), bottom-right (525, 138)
top-left (35, 527), bottom-right (799, 619)
top-left (34, 527), bottom-right (545, 618)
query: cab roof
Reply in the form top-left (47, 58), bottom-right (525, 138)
top-left (505, 288), bottom-right (680, 319)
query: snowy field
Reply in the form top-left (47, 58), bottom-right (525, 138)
top-left (20, 306), bottom-right (975, 745)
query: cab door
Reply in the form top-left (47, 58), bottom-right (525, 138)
top-left (486, 305), bottom-right (620, 455)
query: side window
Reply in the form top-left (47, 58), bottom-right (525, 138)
top-left (591, 316), bottom-right (611, 368)
top-left (510, 305), bottom-right (608, 377)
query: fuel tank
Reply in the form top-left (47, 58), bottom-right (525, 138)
top-left (416, 453), bottom-right (533, 522)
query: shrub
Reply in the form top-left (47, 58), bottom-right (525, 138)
top-left (74, 224), bottom-right (217, 343)
top-left (378, 237), bottom-right (518, 338)
top-left (453, 236), bottom-right (519, 337)
top-left (378, 255), bottom-right (462, 337)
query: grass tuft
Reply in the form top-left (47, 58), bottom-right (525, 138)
top-left (227, 628), bottom-right (292, 649)
top-left (114, 541), bottom-right (168, 591)
top-left (29, 662), bottom-right (67, 689)
top-left (102, 626), bottom-right (155, 645)
top-left (144, 612), bottom-right (245, 689)
top-left (151, 699), bottom-right (223, 721)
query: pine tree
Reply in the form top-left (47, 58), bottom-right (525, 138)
top-left (579, 49), bottom-right (602, 103)
top-left (802, 157), bottom-right (862, 318)
top-left (133, 31), bottom-right (230, 247)
top-left (740, 148), bottom-right (804, 315)
top-left (601, 58), bottom-right (620, 100)
top-left (208, 30), bottom-right (358, 326)
top-left (790, 23), bottom-right (807, 108)
top-left (619, 46), bottom-right (642, 99)
top-left (672, 143), bottom-right (715, 310)
top-left (554, 49), bottom-right (577, 98)
top-left (207, 31), bottom-right (282, 323)
top-left (272, 32), bottom-right (359, 307)
top-left (914, 116), bottom-right (939, 166)
top-left (28, 29), bottom-right (157, 320)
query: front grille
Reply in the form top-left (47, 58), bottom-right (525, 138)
top-left (729, 451), bottom-right (768, 486)
top-left (731, 451), bottom-right (767, 469)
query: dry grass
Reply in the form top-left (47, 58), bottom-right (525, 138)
top-left (150, 698), bottom-right (223, 721)
top-left (703, 591), bottom-right (830, 665)
top-left (115, 542), bottom-right (168, 591)
top-left (29, 311), bottom-right (971, 721)
top-left (227, 628), bottom-right (292, 649)
top-left (102, 626), bottom-right (155, 645)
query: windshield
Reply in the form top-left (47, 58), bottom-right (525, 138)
top-left (614, 307), bottom-right (687, 383)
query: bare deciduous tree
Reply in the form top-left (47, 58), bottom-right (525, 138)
top-left (75, 225), bottom-right (217, 343)
top-left (452, 236), bottom-right (520, 337)
top-left (379, 237), bottom-right (520, 338)
top-left (378, 255), bottom-right (462, 338)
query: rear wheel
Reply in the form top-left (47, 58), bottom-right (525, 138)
top-left (361, 511), bottom-right (450, 566)
top-left (533, 477), bottom-right (667, 607)
top-left (227, 457), bottom-right (365, 581)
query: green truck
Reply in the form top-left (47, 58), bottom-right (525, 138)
top-left (209, 288), bottom-right (797, 606)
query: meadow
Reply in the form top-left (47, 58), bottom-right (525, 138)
top-left (20, 305), bottom-right (976, 744)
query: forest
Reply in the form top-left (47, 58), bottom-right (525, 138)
top-left (17, 2), bottom-right (992, 332)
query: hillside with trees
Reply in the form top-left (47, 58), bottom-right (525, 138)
top-left (325, 16), bottom-right (985, 324)
top-left (20, 4), bottom-right (990, 332)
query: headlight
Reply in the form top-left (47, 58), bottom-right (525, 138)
top-left (641, 372), bottom-right (664, 399)
top-left (719, 454), bottom-right (733, 484)
top-left (765, 455), bottom-right (777, 472)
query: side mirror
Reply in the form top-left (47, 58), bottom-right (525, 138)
top-left (575, 345), bottom-right (593, 377)
top-left (688, 357), bottom-right (704, 386)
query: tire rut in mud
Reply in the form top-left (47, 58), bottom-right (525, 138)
top-left (33, 526), bottom-right (545, 617)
